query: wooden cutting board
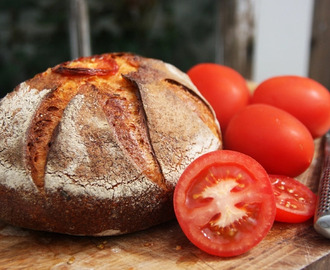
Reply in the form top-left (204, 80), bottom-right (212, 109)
top-left (0, 138), bottom-right (330, 270)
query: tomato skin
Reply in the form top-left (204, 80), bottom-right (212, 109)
top-left (173, 150), bottom-right (276, 257)
top-left (187, 63), bottom-right (250, 132)
top-left (269, 175), bottom-right (317, 223)
top-left (225, 104), bottom-right (314, 177)
top-left (251, 75), bottom-right (330, 138)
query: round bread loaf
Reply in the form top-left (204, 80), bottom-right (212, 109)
top-left (0, 52), bottom-right (222, 236)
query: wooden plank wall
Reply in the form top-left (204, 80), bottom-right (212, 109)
top-left (219, 0), bottom-right (330, 90)
top-left (218, 0), bottom-right (255, 80)
top-left (309, 0), bottom-right (330, 89)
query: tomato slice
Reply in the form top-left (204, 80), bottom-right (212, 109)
top-left (53, 54), bottom-right (119, 76)
top-left (269, 175), bottom-right (317, 223)
top-left (173, 150), bottom-right (276, 257)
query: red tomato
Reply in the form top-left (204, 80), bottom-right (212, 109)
top-left (225, 104), bottom-right (314, 177)
top-left (173, 150), bottom-right (276, 257)
top-left (251, 75), bottom-right (330, 138)
top-left (269, 175), bottom-right (317, 223)
top-left (187, 63), bottom-right (250, 132)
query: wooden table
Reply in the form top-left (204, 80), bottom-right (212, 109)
top-left (0, 138), bottom-right (329, 270)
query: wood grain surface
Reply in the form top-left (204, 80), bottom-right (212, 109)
top-left (0, 138), bottom-right (329, 270)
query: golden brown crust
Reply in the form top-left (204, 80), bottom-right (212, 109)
top-left (26, 81), bottom-right (79, 189)
top-left (0, 52), bottom-right (222, 235)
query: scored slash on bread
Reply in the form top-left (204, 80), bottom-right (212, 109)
top-left (0, 52), bottom-right (222, 236)
top-left (27, 53), bottom-right (168, 191)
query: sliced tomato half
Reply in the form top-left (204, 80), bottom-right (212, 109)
top-left (173, 150), bottom-right (276, 257)
top-left (269, 175), bottom-right (317, 223)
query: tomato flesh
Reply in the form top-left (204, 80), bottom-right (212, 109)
top-left (174, 150), bottom-right (276, 257)
top-left (269, 175), bottom-right (317, 223)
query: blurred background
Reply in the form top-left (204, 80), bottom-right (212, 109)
top-left (0, 0), bottom-right (329, 98)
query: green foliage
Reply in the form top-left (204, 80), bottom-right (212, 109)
top-left (0, 0), bottom-right (217, 97)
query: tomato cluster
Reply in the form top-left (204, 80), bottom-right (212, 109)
top-left (174, 64), bottom-right (330, 257)
top-left (188, 65), bottom-right (330, 177)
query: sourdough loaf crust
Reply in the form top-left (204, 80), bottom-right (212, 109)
top-left (0, 52), bottom-right (222, 236)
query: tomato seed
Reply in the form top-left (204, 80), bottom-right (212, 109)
top-left (298, 197), bottom-right (306, 203)
top-left (228, 228), bottom-right (237, 237)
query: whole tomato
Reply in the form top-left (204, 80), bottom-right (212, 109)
top-left (225, 104), bottom-right (314, 177)
top-left (187, 63), bottom-right (250, 132)
top-left (251, 75), bottom-right (330, 138)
